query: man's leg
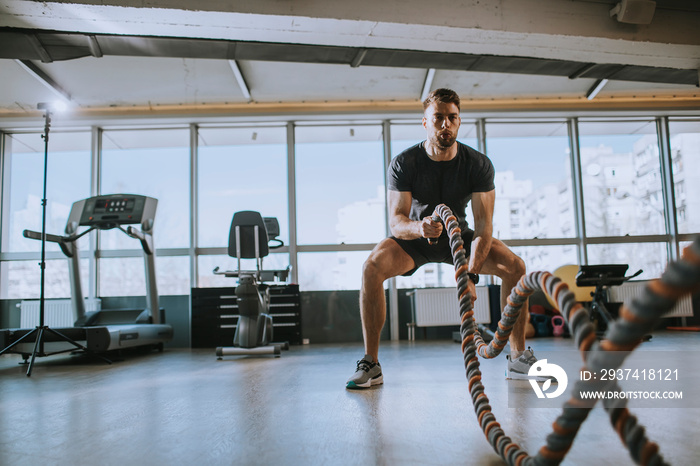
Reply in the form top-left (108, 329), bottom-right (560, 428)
top-left (479, 239), bottom-right (528, 354)
top-left (347, 238), bottom-right (415, 389)
top-left (360, 238), bottom-right (415, 361)
top-left (479, 239), bottom-right (551, 380)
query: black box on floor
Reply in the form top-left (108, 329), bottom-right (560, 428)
top-left (191, 285), bottom-right (302, 347)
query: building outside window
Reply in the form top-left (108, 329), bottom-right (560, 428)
top-left (578, 120), bottom-right (668, 280)
top-left (668, 119), bottom-right (700, 235)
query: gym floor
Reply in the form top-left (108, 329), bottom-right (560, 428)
top-left (0, 332), bottom-right (698, 465)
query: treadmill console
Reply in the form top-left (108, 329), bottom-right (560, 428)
top-left (71, 194), bottom-right (158, 229)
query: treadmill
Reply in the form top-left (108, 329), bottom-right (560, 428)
top-left (0, 194), bottom-right (173, 359)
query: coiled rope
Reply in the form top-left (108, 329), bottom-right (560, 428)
top-left (433, 203), bottom-right (700, 466)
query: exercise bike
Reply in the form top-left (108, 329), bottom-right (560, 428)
top-left (213, 211), bottom-right (291, 358)
top-left (575, 264), bottom-right (643, 338)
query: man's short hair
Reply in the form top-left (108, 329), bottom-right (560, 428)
top-left (423, 88), bottom-right (461, 112)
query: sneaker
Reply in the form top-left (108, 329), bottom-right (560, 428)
top-left (346, 355), bottom-right (383, 389)
top-left (506, 347), bottom-right (551, 382)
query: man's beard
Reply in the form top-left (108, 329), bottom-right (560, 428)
top-left (430, 132), bottom-right (457, 149)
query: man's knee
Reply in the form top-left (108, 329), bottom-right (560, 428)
top-left (362, 256), bottom-right (388, 284)
top-left (512, 253), bottom-right (526, 277)
top-left (362, 240), bottom-right (411, 284)
top-left (490, 246), bottom-right (526, 282)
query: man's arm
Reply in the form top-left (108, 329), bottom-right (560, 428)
top-left (469, 189), bottom-right (495, 273)
top-left (388, 190), bottom-right (442, 240)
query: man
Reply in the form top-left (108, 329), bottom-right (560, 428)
top-left (346, 88), bottom-right (537, 389)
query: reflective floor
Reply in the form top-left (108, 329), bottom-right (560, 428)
top-left (0, 332), bottom-right (698, 465)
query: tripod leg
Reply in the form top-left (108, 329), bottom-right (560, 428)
top-left (595, 302), bottom-right (615, 335)
top-left (0, 327), bottom-right (40, 357)
top-left (26, 327), bottom-right (46, 377)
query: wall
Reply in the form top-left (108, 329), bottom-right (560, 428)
top-left (1, 288), bottom-right (698, 351)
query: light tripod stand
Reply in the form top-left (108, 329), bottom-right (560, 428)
top-left (0, 103), bottom-right (110, 376)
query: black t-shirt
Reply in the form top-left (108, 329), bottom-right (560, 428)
top-left (387, 141), bottom-right (495, 231)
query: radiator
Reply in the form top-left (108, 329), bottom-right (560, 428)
top-left (608, 282), bottom-right (693, 318)
top-left (409, 287), bottom-right (491, 327)
top-left (18, 299), bottom-right (102, 328)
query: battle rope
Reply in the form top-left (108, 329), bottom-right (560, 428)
top-left (432, 203), bottom-right (700, 466)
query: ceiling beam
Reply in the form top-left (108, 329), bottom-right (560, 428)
top-left (14, 60), bottom-right (72, 103)
top-left (568, 63), bottom-right (596, 80)
top-left (350, 48), bottom-right (368, 68)
top-left (228, 60), bottom-right (252, 102)
top-left (1, 28), bottom-right (697, 87)
top-left (4, 94), bottom-right (696, 122)
top-left (586, 79), bottom-right (609, 100)
top-left (87, 35), bottom-right (103, 57)
top-left (26, 33), bottom-right (52, 63)
top-left (420, 68), bottom-right (436, 102)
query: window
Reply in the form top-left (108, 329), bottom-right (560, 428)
top-left (1, 131), bottom-right (91, 299)
top-left (100, 128), bottom-right (190, 249)
top-left (3, 259), bottom-right (89, 299)
top-left (395, 262), bottom-right (458, 289)
top-left (295, 124), bottom-right (385, 245)
top-left (390, 120), bottom-right (478, 158)
top-left (99, 128), bottom-right (190, 296)
top-left (98, 256), bottom-right (190, 297)
top-left (3, 132), bottom-right (91, 253)
top-left (586, 242), bottom-right (667, 280)
top-left (668, 119), bottom-right (700, 234)
top-left (511, 245), bottom-right (578, 276)
top-left (483, 122), bottom-right (574, 240)
top-left (578, 120), bottom-right (665, 237)
top-left (197, 253), bottom-right (290, 289)
top-left (297, 251), bottom-right (370, 291)
top-left (197, 126), bottom-right (288, 247)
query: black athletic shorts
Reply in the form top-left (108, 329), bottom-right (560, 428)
top-left (391, 228), bottom-right (475, 276)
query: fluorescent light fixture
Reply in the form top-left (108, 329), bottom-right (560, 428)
top-left (610, 0), bottom-right (656, 24)
top-left (586, 79), bottom-right (609, 100)
top-left (38, 101), bottom-right (68, 112)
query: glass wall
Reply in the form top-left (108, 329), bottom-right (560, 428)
top-left (3, 259), bottom-right (89, 299)
top-left (578, 120), bottom-right (665, 237)
top-left (295, 124), bottom-right (385, 246)
top-left (586, 242), bottom-right (667, 280)
top-left (297, 251), bottom-right (371, 291)
top-left (484, 121), bottom-right (574, 242)
top-left (511, 245), bottom-right (578, 276)
top-left (1, 131), bottom-right (91, 298)
top-left (99, 128), bottom-right (190, 297)
top-left (5, 131), bottom-right (92, 252)
top-left (99, 256), bottom-right (191, 297)
top-left (197, 253), bottom-right (289, 289)
top-left (390, 120), bottom-right (478, 158)
top-left (101, 128), bottom-right (190, 249)
top-left (197, 125), bottom-right (288, 248)
top-left (668, 119), bottom-right (700, 235)
top-left (2, 113), bottom-right (699, 300)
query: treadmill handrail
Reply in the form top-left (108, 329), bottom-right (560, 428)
top-left (125, 225), bottom-right (154, 255)
top-left (23, 229), bottom-right (75, 258)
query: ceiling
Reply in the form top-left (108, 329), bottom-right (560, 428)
top-left (1, 0), bottom-right (699, 126)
